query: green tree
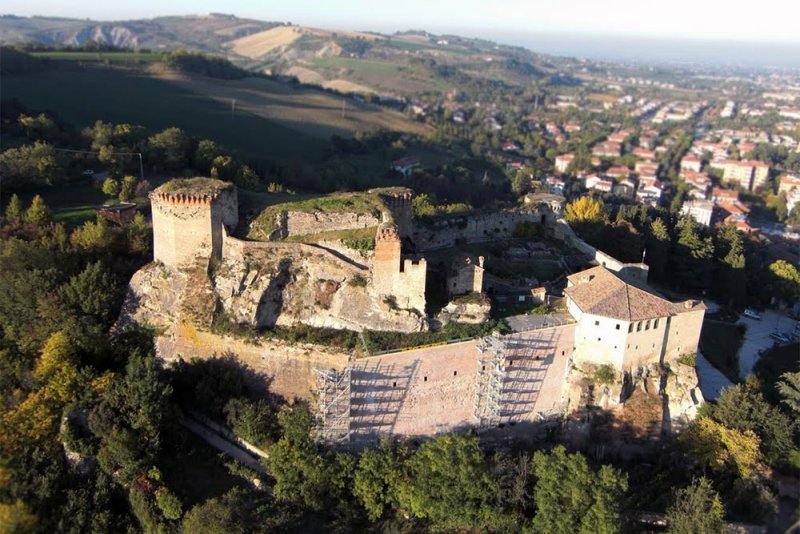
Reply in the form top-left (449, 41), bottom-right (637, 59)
top-left (777, 372), bottom-right (800, 417)
top-left (768, 259), bottom-right (800, 304)
top-left (666, 477), bottom-right (725, 534)
top-left (210, 155), bottom-right (238, 182)
top-left (531, 446), bottom-right (627, 534)
top-left (119, 175), bottom-right (138, 202)
top-left (194, 139), bottom-right (224, 173)
top-left (155, 487), bottom-right (183, 521)
top-left (353, 440), bottom-right (405, 520)
top-left (24, 194), bottom-right (51, 225)
top-left (646, 217), bottom-right (670, 283)
top-left (705, 382), bottom-right (796, 470)
top-left (102, 178), bottom-right (120, 198)
top-left (234, 165), bottom-right (260, 190)
top-left (266, 402), bottom-right (330, 510)
top-left (224, 398), bottom-right (279, 449)
top-left (18, 113), bottom-right (58, 141)
top-left (181, 489), bottom-right (252, 534)
top-left (5, 193), bottom-right (23, 222)
top-left (672, 216), bottom-right (714, 293)
top-left (0, 141), bottom-right (61, 187)
top-left (396, 434), bottom-right (500, 530)
top-left (59, 261), bottom-right (120, 325)
top-left (148, 127), bottom-right (191, 171)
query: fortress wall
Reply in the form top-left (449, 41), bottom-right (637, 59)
top-left (397, 258), bottom-right (427, 311)
top-left (278, 210), bottom-right (381, 239)
top-left (664, 308), bottom-right (705, 361)
top-left (161, 323), bottom-right (349, 402)
top-left (349, 325), bottom-right (574, 440)
top-left (412, 209), bottom-right (545, 251)
top-left (554, 220), bottom-right (649, 281)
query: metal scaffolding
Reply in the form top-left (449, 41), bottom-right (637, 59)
top-left (314, 368), bottom-right (351, 446)
top-left (474, 334), bottom-right (507, 428)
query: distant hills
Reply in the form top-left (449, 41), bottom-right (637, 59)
top-left (0, 14), bottom-right (278, 52)
top-left (0, 14), bottom-right (567, 96)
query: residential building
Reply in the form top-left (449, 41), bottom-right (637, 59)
top-left (391, 156), bottom-right (421, 178)
top-left (680, 155), bottom-right (703, 173)
top-left (555, 154), bottom-right (574, 174)
top-left (681, 200), bottom-right (716, 226)
top-left (593, 142), bottom-right (622, 158)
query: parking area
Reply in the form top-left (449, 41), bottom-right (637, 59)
top-left (737, 310), bottom-right (798, 378)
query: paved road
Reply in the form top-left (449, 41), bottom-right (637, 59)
top-left (737, 311), bottom-right (798, 378)
top-left (695, 350), bottom-right (732, 401)
top-left (181, 418), bottom-right (267, 474)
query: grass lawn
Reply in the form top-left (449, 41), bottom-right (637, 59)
top-left (10, 183), bottom-right (109, 229)
top-left (699, 320), bottom-right (745, 383)
top-left (1, 64), bottom-right (326, 163)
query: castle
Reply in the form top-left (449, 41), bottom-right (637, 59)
top-left (120, 178), bottom-right (706, 446)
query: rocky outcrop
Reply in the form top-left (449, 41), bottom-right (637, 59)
top-left (437, 294), bottom-right (491, 325)
top-left (564, 359), bottom-right (704, 434)
top-left (663, 359), bottom-right (704, 429)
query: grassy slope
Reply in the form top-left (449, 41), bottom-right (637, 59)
top-left (156, 71), bottom-right (430, 140)
top-left (1, 64), bottom-right (326, 163)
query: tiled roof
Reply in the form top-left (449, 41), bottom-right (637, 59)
top-left (565, 266), bottom-right (703, 321)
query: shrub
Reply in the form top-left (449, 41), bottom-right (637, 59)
top-left (594, 364), bottom-right (616, 385)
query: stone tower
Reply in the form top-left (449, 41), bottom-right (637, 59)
top-left (150, 178), bottom-right (238, 269)
top-left (372, 223), bottom-right (426, 313)
top-left (379, 189), bottom-right (414, 238)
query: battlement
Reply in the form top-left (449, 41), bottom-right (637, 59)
top-left (151, 178), bottom-right (238, 269)
top-left (376, 223), bottom-right (401, 242)
top-left (150, 191), bottom-right (218, 207)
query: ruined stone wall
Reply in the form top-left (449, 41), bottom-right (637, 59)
top-left (162, 323), bottom-right (349, 402)
top-left (412, 208), bottom-right (545, 251)
top-left (276, 210), bottom-right (381, 239)
top-left (553, 220), bottom-right (649, 282)
top-left (151, 188), bottom-right (237, 269)
top-left (380, 190), bottom-right (414, 238)
top-left (397, 258), bottom-right (427, 311)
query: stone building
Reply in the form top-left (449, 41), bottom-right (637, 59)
top-left (448, 254), bottom-right (485, 297)
top-left (150, 178), bottom-right (237, 269)
top-left (565, 266), bottom-right (705, 371)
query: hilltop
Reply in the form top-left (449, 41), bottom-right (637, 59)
top-left (0, 15), bottom-right (562, 96)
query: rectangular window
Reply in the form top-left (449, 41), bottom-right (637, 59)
top-left (654, 318), bottom-right (659, 328)
top-left (628, 323), bottom-right (633, 333)
top-left (616, 324), bottom-right (621, 330)
top-left (595, 320), bottom-right (600, 326)
top-left (637, 322), bottom-right (642, 332)
top-left (645, 320), bottom-right (650, 330)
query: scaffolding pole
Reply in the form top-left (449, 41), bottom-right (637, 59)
top-left (314, 368), bottom-right (352, 446)
top-left (474, 334), bottom-right (507, 428)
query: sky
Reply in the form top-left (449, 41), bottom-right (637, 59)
top-left (6, 0), bottom-right (800, 45)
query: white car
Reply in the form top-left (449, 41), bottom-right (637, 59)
top-left (743, 308), bottom-right (761, 320)
top-left (81, 169), bottom-right (95, 176)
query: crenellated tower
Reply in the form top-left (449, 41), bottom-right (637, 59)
top-left (150, 178), bottom-right (238, 269)
top-left (372, 223), bottom-right (426, 313)
top-left (379, 189), bottom-right (414, 238)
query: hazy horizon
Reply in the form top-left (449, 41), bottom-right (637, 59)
top-left (4, 8), bottom-right (800, 69)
